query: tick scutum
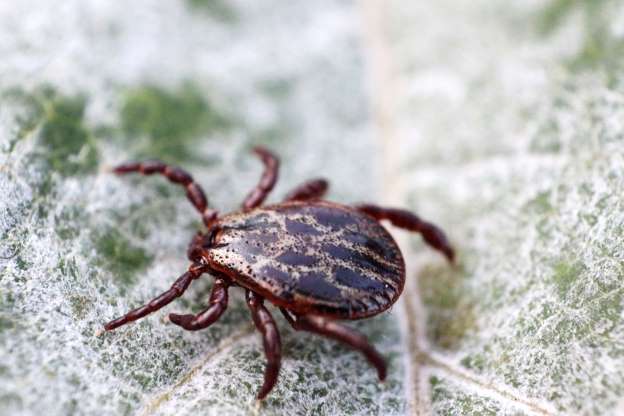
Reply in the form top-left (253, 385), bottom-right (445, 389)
top-left (207, 200), bottom-right (406, 319)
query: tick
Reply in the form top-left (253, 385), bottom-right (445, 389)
top-left (101, 147), bottom-right (454, 400)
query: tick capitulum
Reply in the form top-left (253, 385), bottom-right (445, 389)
top-left (101, 147), bottom-right (454, 400)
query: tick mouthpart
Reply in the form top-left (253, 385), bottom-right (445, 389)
top-left (202, 209), bottom-right (219, 227)
top-left (201, 225), bottom-right (221, 248)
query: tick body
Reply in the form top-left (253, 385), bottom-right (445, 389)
top-left (102, 147), bottom-right (454, 400)
top-left (210, 201), bottom-right (406, 319)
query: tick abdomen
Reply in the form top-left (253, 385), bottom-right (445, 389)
top-left (208, 201), bottom-right (405, 319)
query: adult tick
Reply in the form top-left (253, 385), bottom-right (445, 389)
top-left (101, 147), bottom-right (454, 400)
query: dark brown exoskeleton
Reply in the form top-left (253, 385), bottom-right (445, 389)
top-left (101, 147), bottom-right (454, 400)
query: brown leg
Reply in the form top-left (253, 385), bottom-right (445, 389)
top-left (281, 309), bottom-right (386, 381)
top-left (186, 232), bottom-right (205, 262)
top-left (114, 160), bottom-right (218, 227)
top-left (242, 147), bottom-right (279, 211)
top-left (169, 278), bottom-right (229, 331)
top-left (356, 204), bottom-right (455, 262)
top-left (103, 263), bottom-right (207, 332)
top-left (246, 291), bottom-right (282, 400)
top-left (284, 178), bottom-right (329, 202)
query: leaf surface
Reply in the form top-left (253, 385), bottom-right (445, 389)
top-left (1, 1), bottom-right (623, 415)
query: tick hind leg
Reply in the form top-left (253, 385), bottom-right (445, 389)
top-left (356, 204), bottom-right (455, 262)
top-left (102, 263), bottom-right (208, 332)
top-left (246, 291), bottom-right (282, 400)
top-left (169, 278), bottom-right (229, 331)
top-left (113, 160), bottom-right (217, 226)
top-left (281, 310), bottom-right (386, 381)
top-left (284, 178), bottom-right (329, 202)
top-left (242, 147), bottom-right (280, 211)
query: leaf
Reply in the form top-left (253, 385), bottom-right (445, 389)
top-left (372, 0), bottom-right (624, 414)
top-left (1, 1), bottom-right (623, 415)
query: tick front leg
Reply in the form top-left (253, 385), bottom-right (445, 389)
top-left (284, 178), bottom-right (329, 202)
top-left (282, 310), bottom-right (386, 381)
top-left (113, 160), bottom-right (218, 227)
top-left (242, 147), bottom-right (279, 211)
top-left (102, 264), bottom-right (207, 332)
top-left (356, 204), bottom-right (455, 262)
top-left (169, 278), bottom-right (229, 331)
top-left (246, 291), bottom-right (282, 400)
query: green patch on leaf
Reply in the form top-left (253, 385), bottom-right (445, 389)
top-left (94, 228), bottom-right (153, 287)
top-left (258, 78), bottom-right (294, 101)
top-left (55, 206), bottom-right (85, 241)
top-left (530, 120), bottom-right (561, 153)
top-left (526, 190), bottom-right (554, 215)
top-left (536, 0), bottom-right (624, 75)
top-left (249, 125), bottom-right (292, 148)
top-left (536, 0), bottom-right (580, 35)
top-left (0, 316), bottom-right (15, 334)
top-left (58, 257), bottom-right (80, 282)
top-left (0, 393), bottom-right (23, 412)
top-left (420, 262), bottom-right (476, 350)
top-left (187, 0), bottom-right (237, 22)
top-left (550, 260), bottom-right (584, 298)
top-left (120, 83), bottom-right (231, 163)
top-left (39, 90), bottom-right (99, 176)
top-left (2, 88), bottom-right (45, 146)
top-left (3, 86), bottom-right (99, 176)
top-left (69, 295), bottom-right (92, 320)
top-left (460, 353), bottom-right (487, 372)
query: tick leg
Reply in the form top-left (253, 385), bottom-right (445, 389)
top-left (284, 178), bottom-right (329, 202)
top-left (187, 232), bottom-right (205, 262)
top-left (355, 204), bottom-right (455, 262)
top-left (242, 147), bottom-right (279, 211)
top-left (281, 310), bottom-right (386, 381)
top-left (169, 278), bottom-right (229, 331)
top-left (102, 264), bottom-right (207, 332)
top-left (246, 291), bottom-right (282, 400)
top-left (113, 160), bottom-right (218, 227)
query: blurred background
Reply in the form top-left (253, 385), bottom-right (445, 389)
top-left (1, 1), bottom-right (624, 415)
